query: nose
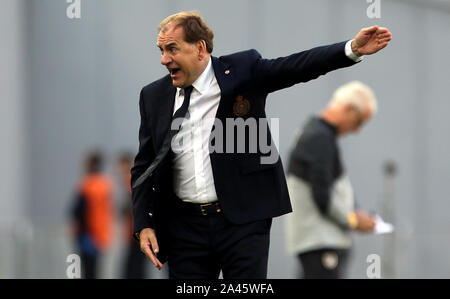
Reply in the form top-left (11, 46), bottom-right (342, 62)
top-left (161, 52), bottom-right (172, 65)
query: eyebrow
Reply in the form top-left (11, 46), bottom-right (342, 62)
top-left (157, 42), bottom-right (177, 50)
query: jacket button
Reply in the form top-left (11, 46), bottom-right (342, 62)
top-left (152, 186), bottom-right (156, 192)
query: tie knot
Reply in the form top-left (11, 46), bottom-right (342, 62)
top-left (184, 86), bottom-right (193, 97)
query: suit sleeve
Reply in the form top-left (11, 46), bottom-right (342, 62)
top-left (307, 134), bottom-right (334, 215)
top-left (305, 134), bottom-right (352, 228)
top-left (131, 89), bottom-right (156, 238)
top-left (252, 41), bottom-right (357, 94)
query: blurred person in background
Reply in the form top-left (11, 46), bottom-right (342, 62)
top-left (285, 81), bottom-right (377, 279)
top-left (70, 151), bottom-right (114, 279)
top-left (117, 151), bottom-right (152, 279)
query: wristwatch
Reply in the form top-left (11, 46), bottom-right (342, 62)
top-left (347, 212), bottom-right (358, 229)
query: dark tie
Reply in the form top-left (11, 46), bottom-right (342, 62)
top-left (132, 86), bottom-right (194, 189)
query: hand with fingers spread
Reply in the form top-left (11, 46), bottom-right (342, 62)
top-left (139, 228), bottom-right (163, 270)
top-left (351, 25), bottom-right (392, 56)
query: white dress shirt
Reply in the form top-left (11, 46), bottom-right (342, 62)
top-left (172, 43), bottom-right (361, 204)
top-left (172, 58), bottom-right (220, 203)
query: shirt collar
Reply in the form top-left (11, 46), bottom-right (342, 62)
top-left (177, 57), bottom-right (213, 96)
top-left (318, 116), bottom-right (338, 135)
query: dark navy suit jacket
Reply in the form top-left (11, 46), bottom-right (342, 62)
top-left (131, 41), bottom-right (357, 262)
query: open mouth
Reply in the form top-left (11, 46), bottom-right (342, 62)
top-left (170, 68), bottom-right (181, 77)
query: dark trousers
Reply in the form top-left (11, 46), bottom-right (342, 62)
top-left (298, 248), bottom-right (349, 279)
top-left (80, 253), bottom-right (98, 279)
top-left (166, 202), bottom-right (272, 279)
top-left (123, 241), bottom-right (148, 279)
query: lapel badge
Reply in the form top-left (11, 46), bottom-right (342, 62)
top-left (233, 95), bottom-right (251, 117)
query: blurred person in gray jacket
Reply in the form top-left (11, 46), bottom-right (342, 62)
top-left (285, 81), bottom-right (377, 279)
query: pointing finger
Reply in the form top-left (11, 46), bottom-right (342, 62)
top-left (141, 240), bottom-right (163, 270)
top-left (149, 234), bottom-right (159, 255)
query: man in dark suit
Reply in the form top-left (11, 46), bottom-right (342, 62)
top-left (131, 11), bottom-right (392, 279)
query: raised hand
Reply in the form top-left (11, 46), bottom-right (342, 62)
top-left (352, 25), bottom-right (392, 56)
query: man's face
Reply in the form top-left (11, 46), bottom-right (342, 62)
top-left (157, 24), bottom-right (203, 88)
top-left (339, 104), bottom-right (372, 135)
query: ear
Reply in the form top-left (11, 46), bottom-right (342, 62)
top-left (197, 40), bottom-right (207, 58)
top-left (344, 103), bottom-right (354, 113)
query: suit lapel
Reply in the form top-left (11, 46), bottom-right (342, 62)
top-left (153, 76), bottom-right (177, 151)
top-left (212, 56), bottom-right (235, 119)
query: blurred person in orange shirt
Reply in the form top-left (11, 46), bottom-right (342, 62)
top-left (70, 151), bottom-right (114, 279)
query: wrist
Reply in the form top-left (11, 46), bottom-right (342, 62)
top-left (351, 40), bottom-right (362, 57)
top-left (136, 227), bottom-right (151, 241)
top-left (347, 212), bottom-right (358, 229)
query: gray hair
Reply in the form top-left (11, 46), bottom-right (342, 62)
top-left (327, 81), bottom-right (378, 115)
top-left (158, 11), bottom-right (214, 54)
